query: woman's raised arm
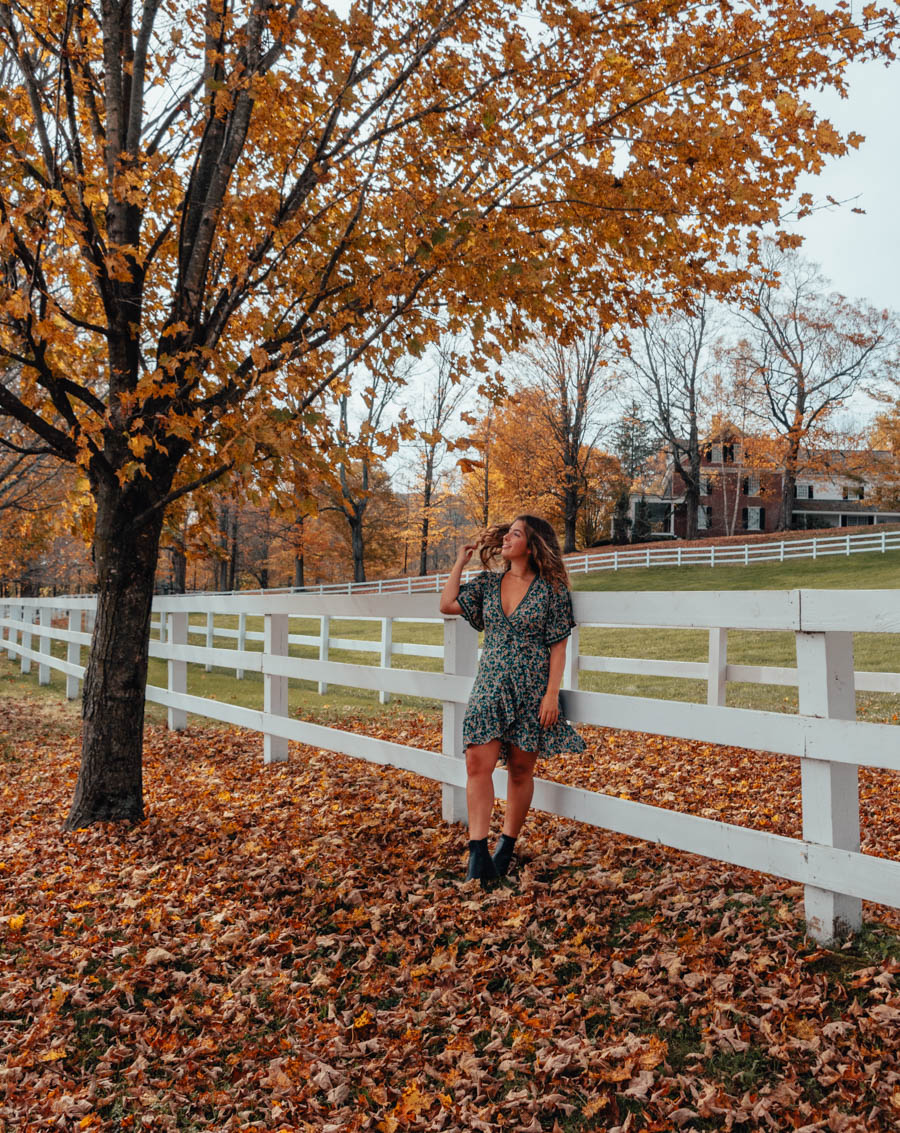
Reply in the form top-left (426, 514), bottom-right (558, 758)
top-left (439, 542), bottom-right (478, 614)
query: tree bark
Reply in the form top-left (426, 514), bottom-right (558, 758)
top-left (227, 510), bottom-right (239, 590)
top-left (172, 546), bottom-right (187, 593)
top-left (350, 514), bottom-right (366, 583)
top-left (418, 452), bottom-right (435, 575)
top-left (685, 438), bottom-right (702, 541)
top-left (563, 478), bottom-right (579, 553)
top-left (65, 481), bottom-right (165, 829)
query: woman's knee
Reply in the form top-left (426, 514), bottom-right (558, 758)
top-left (466, 743), bottom-right (498, 778)
top-left (506, 746), bottom-right (537, 784)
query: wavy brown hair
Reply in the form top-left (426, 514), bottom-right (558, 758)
top-left (476, 514), bottom-right (570, 590)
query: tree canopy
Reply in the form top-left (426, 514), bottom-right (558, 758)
top-left (0, 0), bottom-right (896, 826)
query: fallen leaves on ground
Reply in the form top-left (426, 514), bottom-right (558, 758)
top-left (1, 699), bottom-right (899, 1132)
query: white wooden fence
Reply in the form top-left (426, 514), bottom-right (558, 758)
top-left (564, 525), bottom-right (900, 576)
top-left (2, 588), bottom-right (899, 944)
top-left (177, 525), bottom-right (900, 597)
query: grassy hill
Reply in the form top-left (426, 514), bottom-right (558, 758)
top-left (571, 547), bottom-right (900, 592)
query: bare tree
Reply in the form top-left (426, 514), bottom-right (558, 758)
top-left (327, 361), bottom-right (404, 583)
top-left (414, 337), bottom-right (471, 574)
top-left (514, 328), bottom-right (616, 552)
top-left (0, 450), bottom-right (60, 518)
top-left (457, 402), bottom-right (496, 530)
top-left (620, 299), bottom-right (719, 541)
top-left (731, 243), bottom-right (898, 528)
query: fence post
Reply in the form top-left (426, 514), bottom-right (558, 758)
top-left (38, 605), bottom-right (52, 685)
top-left (66, 609), bottom-right (82, 700)
top-left (263, 613), bottom-right (289, 764)
top-left (613, 551), bottom-right (618, 571)
top-left (204, 611), bottom-right (214, 672)
top-left (318, 614), bottom-right (330, 695)
top-left (379, 617), bottom-right (392, 705)
top-left (167, 612), bottom-right (188, 731)
top-left (796, 630), bottom-right (860, 943)
top-left (441, 615), bottom-right (478, 824)
top-left (235, 612), bottom-right (247, 679)
top-left (157, 612), bottom-right (167, 644)
top-left (562, 625), bottom-right (580, 693)
top-left (707, 628), bottom-right (728, 707)
top-left (710, 545), bottom-right (715, 568)
top-left (882, 530), bottom-right (886, 553)
top-left (20, 607), bottom-right (33, 674)
top-left (6, 603), bottom-right (18, 660)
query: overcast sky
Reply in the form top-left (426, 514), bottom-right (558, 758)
top-left (786, 57), bottom-right (900, 312)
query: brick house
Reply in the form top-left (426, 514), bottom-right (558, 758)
top-left (630, 443), bottom-right (900, 538)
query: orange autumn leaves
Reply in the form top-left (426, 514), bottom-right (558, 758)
top-left (2, 690), bottom-right (900, 1130)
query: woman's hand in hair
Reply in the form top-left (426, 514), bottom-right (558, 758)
top-left (454, 541), bottom-right (479, 568)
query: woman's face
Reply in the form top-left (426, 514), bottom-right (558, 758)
top-left (501, 521), bottom-right (530, 562)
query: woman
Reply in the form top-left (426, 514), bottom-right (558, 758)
top-left (439, 515), bottom-right (585, 884)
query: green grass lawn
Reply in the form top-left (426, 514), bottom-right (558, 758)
top-left (571, 546), bottom-right (900, 592)
top-left (4, 548), bottom-right (898, 725)
top-left (571, 547), bottom-right (900, 719)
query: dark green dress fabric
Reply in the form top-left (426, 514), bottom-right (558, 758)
top-left (456, 570), bottom-right (586, 759)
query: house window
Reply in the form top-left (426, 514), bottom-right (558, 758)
top-left (842, 486), bottom-right (848, 500)
top-left (742, 506), bottom-right (765, 531)
top-left (722, 443), bottom-right (735, 463)
top-left (796, 482), bottom-right (813, 499)
top-left (698, 505), bottom-right (712, 530)
top-left (742, 475), bottom-right (760, 496)
top-left (702, 477), bottom-right (712, 495)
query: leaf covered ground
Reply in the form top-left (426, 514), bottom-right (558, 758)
top-left (1, 696), bottom-right (899, 1132)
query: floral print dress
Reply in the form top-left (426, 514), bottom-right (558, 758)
top-left (456, 570), bottom-right (586, 760)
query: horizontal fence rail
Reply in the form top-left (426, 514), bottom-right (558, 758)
top-left (2, 587), bottom-right (899, 943)
top-left (161, 525), bottom-right (900, 599)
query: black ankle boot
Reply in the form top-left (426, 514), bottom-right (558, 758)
top-left (465, 838), bottom-right (499, 886)
top-left (492, 834), bottom-right (516, 877)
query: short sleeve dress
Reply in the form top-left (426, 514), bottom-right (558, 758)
top-left (455, 570), bottom-right (586, 760)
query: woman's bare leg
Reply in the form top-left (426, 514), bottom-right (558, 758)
top-left (466, 741), bottom-right (501, 840)
top-left (503, 745), bottom-right (538, 837)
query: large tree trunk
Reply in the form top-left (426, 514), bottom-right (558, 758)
top-left (172, 546), bottom-right (187, 593)
top-left (562, 479), bottom-right (579, 553)
top-left (780, 472), bottom-right (796, 529)
top-left (65, 482), bottom-right (165, 829)
top-left (171, 546), bottom-right (187, 593)
top-left (227, 511), bottom-right (239, 590)
top-left (682, 437), bottom-right (702, 541)
top-left (350, 515), bottom-right (366, 582)
top-left (779, 433), bottom-right (802, 529)
top-left (293, 553), bottom-right (304, 588)
top-left (418, 457), bottom-right (434, 576)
